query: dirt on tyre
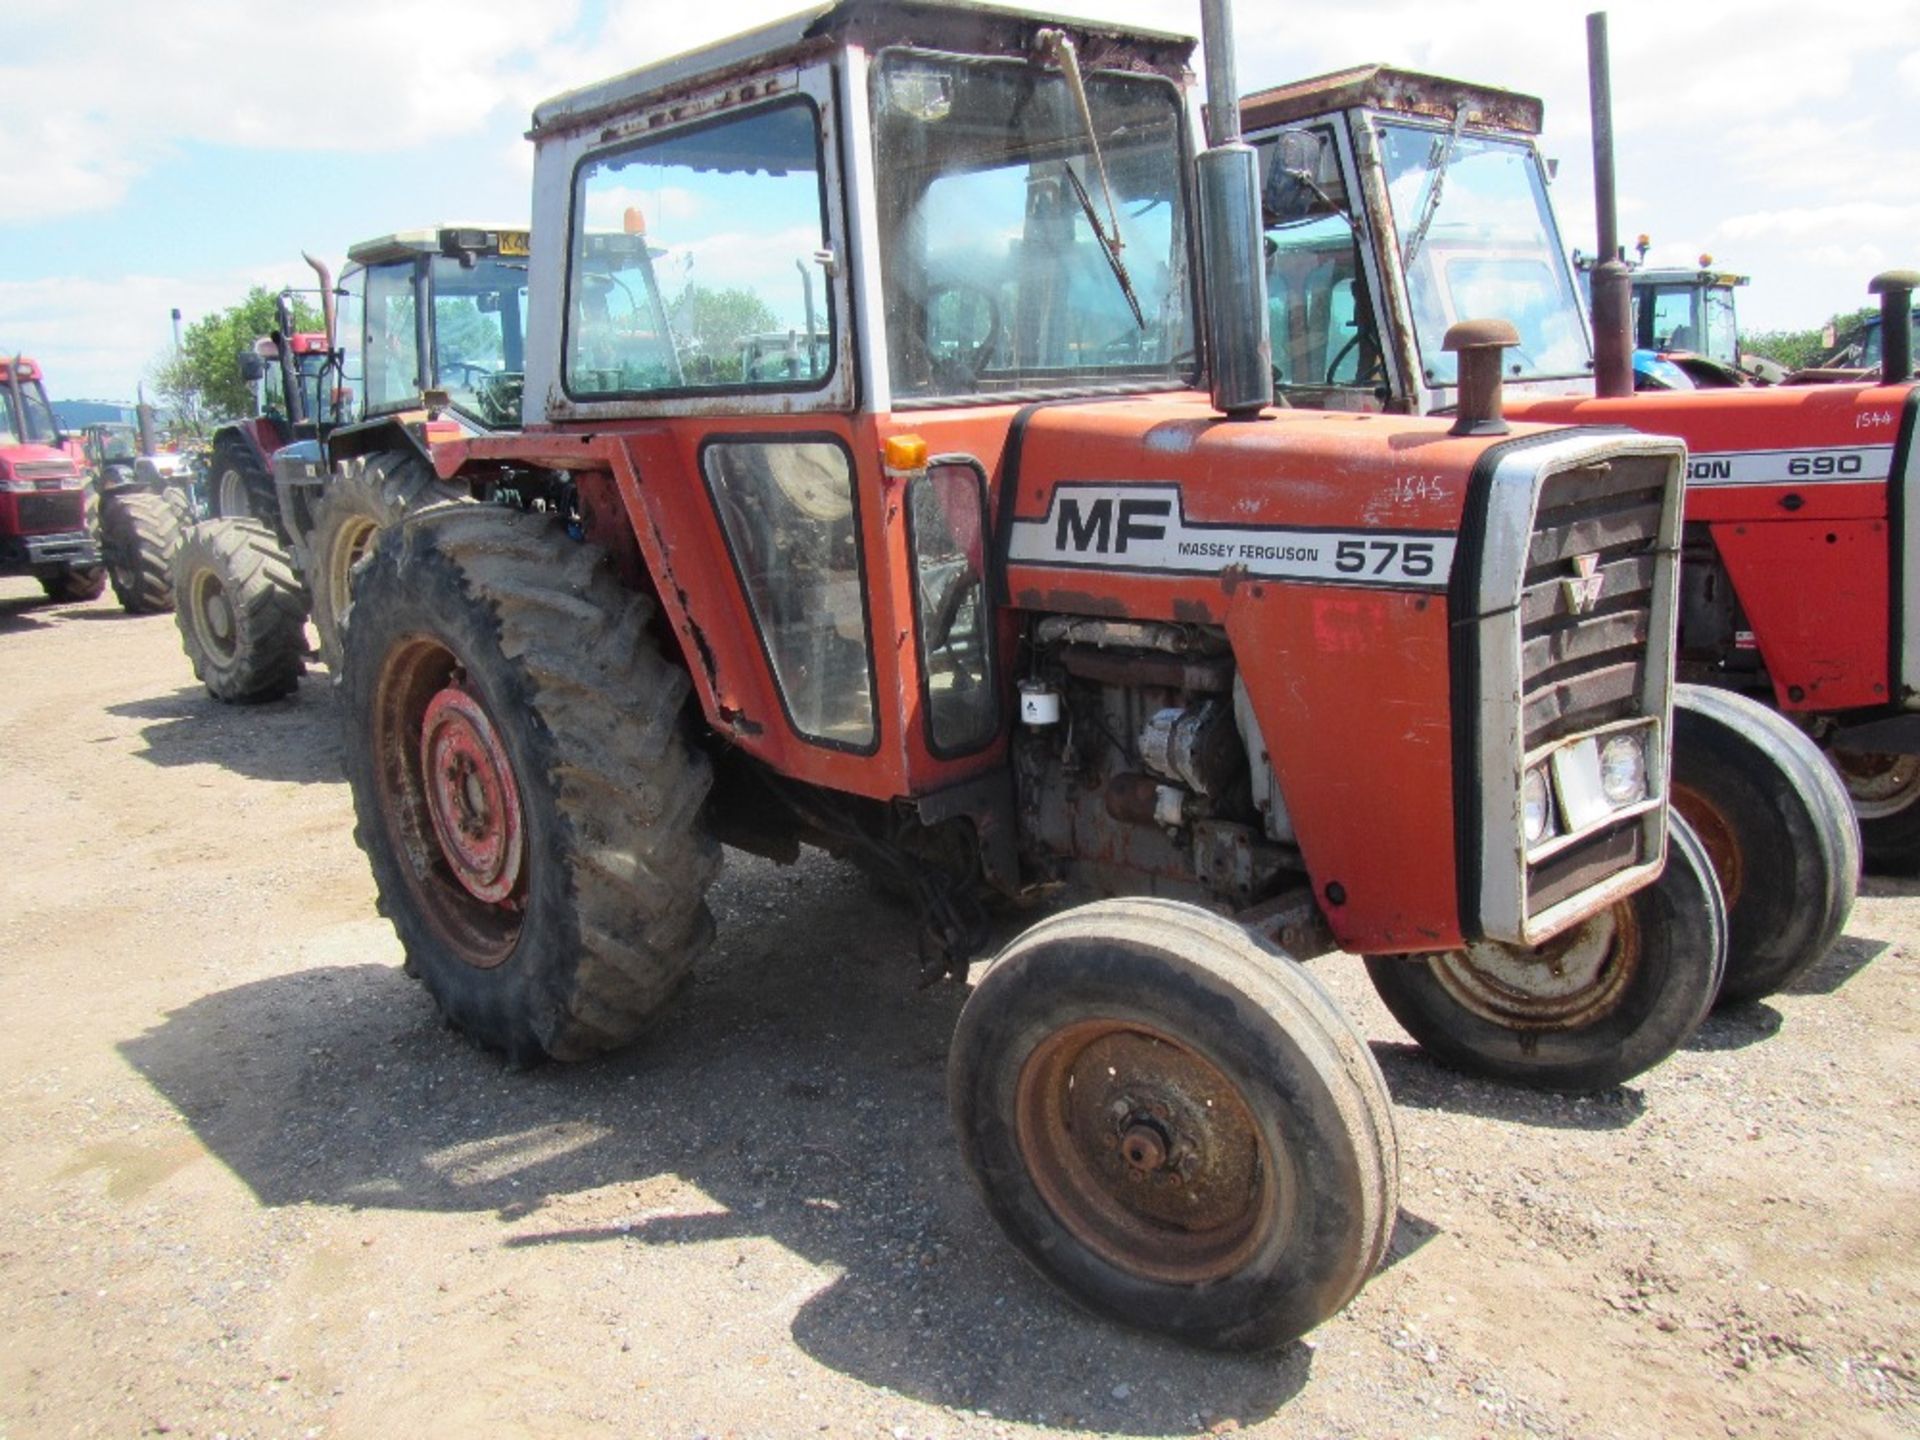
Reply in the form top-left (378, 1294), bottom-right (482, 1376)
top-left (950, 897), bottom-right (1398, 1350)
top-left (1365, 812), bottom-right (1727, 1092)
top-left (340, 504), bottom-right (721, 1063)
top-left (1827, 747), bottom-right (1920, 875)
top-left (210, 437), bottom-right (279, 530)
top-left (172, 518), bottom-right (309, 703)
top-left (101, 489), bottom-right (189, 614)
top-left (308, 449), bottom-right (466, 674)
top-left (1669, 685), bottom-right (1859, 1004)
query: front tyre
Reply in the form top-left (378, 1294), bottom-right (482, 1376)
top-left (950, 899), bottom-right (1397, 1350)
top-left (210, 437), bottom-right (279, 530)
top-left (39, 566), bottom-right (107, 602)
top-left (101, 489), bottom-right (189, 613)
top-left (340, 505), bottom-right (721, 1063)
top-left (172, 519), bottom-right (309, 702)
top-left (1827, 749), bottom-right (1920, 875)
top-left (1365, 813), bottom-right (1727, 1092)
top-left (1669, 686), bottom-right (1858, 1003)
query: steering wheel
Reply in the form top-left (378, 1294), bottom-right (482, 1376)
top-left (921, 280), bottom-right (1004, 389)
top-left (443, 360), bottom-right (495, 386)
top-left (1325, 329), bottom-right (1386, 387)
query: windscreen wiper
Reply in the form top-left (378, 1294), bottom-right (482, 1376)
top-left (1038, 28), bottom-right (1147, 331)
top-left (1401, 107), bottom-right (1469, 271)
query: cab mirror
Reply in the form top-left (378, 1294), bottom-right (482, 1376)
top-left (236, 351), bottom-right (267, 382)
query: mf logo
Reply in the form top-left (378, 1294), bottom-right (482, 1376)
top-left (1055, 496), bottom-right (1172, 554)
top-left (1562, 553), bottom-right (1604, 615)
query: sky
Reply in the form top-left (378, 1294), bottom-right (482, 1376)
top-left (3, 0), bottom-right (1916, 401)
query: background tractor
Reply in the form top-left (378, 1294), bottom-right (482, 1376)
top-left (1236, 41), bottom-right (1865, 1005)
top-left (81, 417), bottom-right (195, 614)
top-left (0, 354), bottom-right (103, 603)
top-left (174, 226), bottom-right (526, 700)
top-left (334, 0), bottom-right (1728, 1352)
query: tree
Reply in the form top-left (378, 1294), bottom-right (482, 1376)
top-left (151, 286), bottom-right (324, 433)
top-left (671, 285), bottom-right (780, 382)
top-left (1743, 305), bottom-right (1875, 372)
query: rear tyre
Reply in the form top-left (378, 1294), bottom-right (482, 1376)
top-left (308, 450), bottom-right (466, 674)
top-left (172, 519), bottom-right (309, 703)
top-left (39, 565), bottom-right (106, 602)
top-left (1365, 813), bottom-right (1727, 1092)
top-left (210, 437), bottom-right (279, 530)
top-left (340, 505), bottom-right (721, 1063)
top-left (101, 489), bottom-right (189, 613)
top-left (1669, 686), bottom-right (1858, 1003)
top-left (1827, 749), bottom-right (1920, 875)
top-left (950, 898), bottom-right (1397, 1350)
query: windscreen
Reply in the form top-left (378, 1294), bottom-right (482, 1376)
top-left (430, 253), bottom-right (529, 427)
top-left (873, 50), bottom-right (1195, 402)
top-left (1, 380), bottom-right (61, 445)
top-left (1379, 122), bottom-right (1589, 387)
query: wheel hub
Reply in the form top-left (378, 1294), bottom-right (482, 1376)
top-left (1831, 750), bottom-right (1920, 820)
top-left (1428, 903), bottom-right (1641, 1032)
top-left (419, 679), bottom-right (525, 905)
top-left (1014, 1021), bottom-right (1278, 1285)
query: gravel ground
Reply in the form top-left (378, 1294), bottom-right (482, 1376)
top-left (1, 577), bottom-right (1916, 1440)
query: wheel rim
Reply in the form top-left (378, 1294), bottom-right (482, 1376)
top-left (1670, 782), bottom-right (1745, 911)
top-left (324, 515), bottom-right (379, 638)
top-left (1427, 902), bottom-right (1642, 1031)
top-left (217, 468), bottom-right (249, 518)
top-left (371, 637), bottom-right (526, 968)
top-left (1830, 750), bottom-right (1920, 820)
top-left (1014, 1020), bottom-right (1280, 1284)
top-left (188, 569), bottom-right (239, 663)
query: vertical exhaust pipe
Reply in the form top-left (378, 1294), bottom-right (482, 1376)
top-left (1586, 11), bottom-right (1634, 399)
top-left (1196, 0), bottom-right (1273, 417)
top-left (1869, 270), bottom-right (1918, 384)
top-left (304, 253), bottom-right (337, 352)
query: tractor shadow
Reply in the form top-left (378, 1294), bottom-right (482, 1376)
top-left (118, 854), bottom-right (1310, 1435)
top-left (105, 682), bottom-right (343, 786)
top-left (1782, 932), bottom-right (1891, 996)
top-left (0, 594), bottom-right (55, 632)
top-left (1369, 1042), bottom-right (1648, 1130)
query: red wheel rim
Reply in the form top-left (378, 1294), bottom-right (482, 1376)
top-left (420, 681), bottom-right (525, 905)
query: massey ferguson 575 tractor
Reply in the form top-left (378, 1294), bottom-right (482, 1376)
top-left (173, 226), bottom-right (526, 699)
top-left (1237, 49), bottom-right (1865, 1004)
top-left (0, 355), bottom-right (105, 603)
top-left (329, 0), bottom-right (1741, 1349)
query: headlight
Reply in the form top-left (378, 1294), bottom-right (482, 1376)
top-left (1522, 765), bottom-right (1557, 845)
top-left (1600, 733), bottom-right (1648, 805)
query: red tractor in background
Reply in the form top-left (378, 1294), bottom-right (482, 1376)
top-left (327, 0), bottom-right (1744, 1351)
top-left (0, 354), bottom-right (105, 603)
top-left (1235, 47), bottom-right (1871, 1004)
top-left (206, 317), bottom-right (337, 528)
top-left (173, 226), bottom-right (526, 700)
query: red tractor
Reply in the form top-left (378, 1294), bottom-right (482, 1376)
top-left (333, 0), bottom-right (1734, 1350)
top-left (1236, 55), bottom-right (1865, 1003)
top-left (206, 318), bottom-right (338, 528)
top-left (0, 354), bottom-right (105, 603)
top-left (173, 227), bottom-right (526, 699)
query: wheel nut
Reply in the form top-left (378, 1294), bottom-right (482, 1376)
top-left (1120, 1122), bottom-right (1168, 1173)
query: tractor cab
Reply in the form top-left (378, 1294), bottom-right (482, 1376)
top-left (1630, 262), bottom-right (1745, 368)
top-left (0, 355), bottom-right (66, 451)
top-left (1241, 65), bottom-right (1593, 414)
top-left (336, 225), bottom-right (530, 433)
top-left (0, 355), bottom-right (101, 591)
top-left (241, 331), bottom-right (336, 428)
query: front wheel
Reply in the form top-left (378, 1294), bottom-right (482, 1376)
top-left (38, 565), bottom-right (107, 602)
top-left (210, 438), bottom-right (279, 529)
top-left (172, 519), bottom-right (309, 703)
top-left (1827, 749), bottom-right (1920, 874)
top-left (1669, 686), bottom-right (1858, 1003)
top-left (340, 505), bottom-right (721, 1063)
top-left (1365, 813), bottom-right (1727, 1092)
top-left (101, 489), bottom-right (189, 614)
top-left (950, 898), bottom-right (1397, 1350)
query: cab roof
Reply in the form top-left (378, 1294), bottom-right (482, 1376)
top-left (1632, 267), bottom-right (1749, 289)
top-left (348, 224), bottom-right (530, 265)
top-left (0, 356), bottom-right (45, 382)
top-left (530, 0), bottom-right (1196, 141)
top-left (1240, 63), bottom-right (1543, 138)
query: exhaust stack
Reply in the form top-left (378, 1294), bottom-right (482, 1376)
top-left (1444, 320), bottom-right (1519, 436)
top-left (1869, 270), bottom-right (1918, 384)
top-left (304, 253), bottom-right (337, 352)
top-left (1196, 0), bottom-right (1273, 418)
top-left (1586, 11), bottom-right (1634, 399)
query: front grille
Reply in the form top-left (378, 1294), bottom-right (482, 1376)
top-left (12, 460), bottom-right (77, 483)
top-left (1518, 457), bottom-right (1669, 750)
top-left (17, 491), bottom-right (86, 534)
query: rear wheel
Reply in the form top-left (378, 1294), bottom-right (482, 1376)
top-left (1669, 686), bottom-right (1858, 1003)
top-left (1828, 749), bottom-right (1920, 874)
top-left (950, 898), bottom-right (1397, 1350)
top-left (308, 450), bottom-right (465, 673)
top-left (172, 519), bottom-right (309, 703)
top-left (340, 505), bottom-right (720, 1062)
top-left (1365, 813), bottom-right (1726, 1092)
top-left (210, 437), bottom-right (278, 529)
top-left (101, 489), bottom-right (189, 613)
